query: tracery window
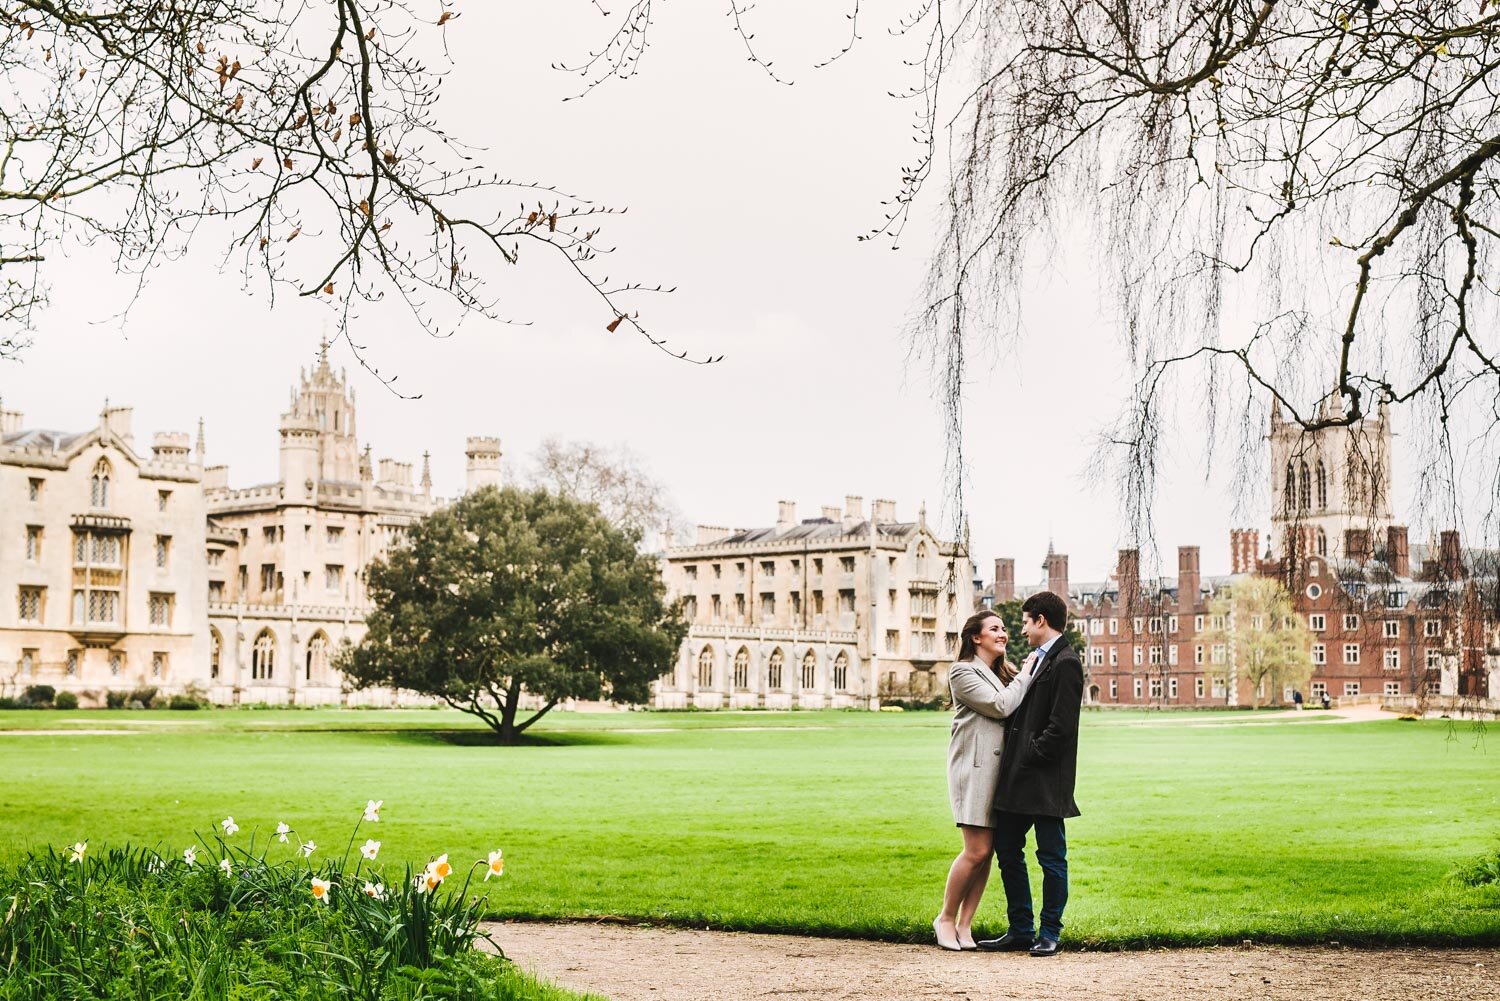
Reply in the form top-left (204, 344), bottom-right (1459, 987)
top-left (696, 646), bottom-right (714, 688)
top-left (767, 649), bottom-right (784, 690)
top-left (252, 630), bottom-right (276, 681)
top-left (90, 459), bottom-right (111, 508)
top-left (800, 649), bottom-right (816, 690)
top-left (733, 648), bottom-right (749, 690)
top-left (1315, 461), bottom-right (1328, 509)
top-left (306, 632), bottom-right (330, 682)
top-left (833, 651), bottom-right (849, 692)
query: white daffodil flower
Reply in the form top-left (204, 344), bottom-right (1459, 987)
top-left (363, 800), bottom-right (382, 823)
top-left (221, 816), bottom-right (239, 837)
top-left (219, 858), bottom-right (233, 876)
top-left (362, 881), bottom-right (386, 900)
top-left (69, 842), bottom-right (87, 863)
top-left (275, 821), bottom-right (291, 843)
top-left (310, 877), bottom-right (331, 903)
top-left (359, 839), bottom-right (380, 861)
top-left (300, 841), bottom-right (316, 858)
top-left (183, 846), bottom-right (198, 866)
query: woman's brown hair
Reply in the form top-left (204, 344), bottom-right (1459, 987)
top-left (955, 610), bottom-right (1017, 682)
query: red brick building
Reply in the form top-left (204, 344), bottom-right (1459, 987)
top-left (988, 528), bottom-right (1498, 707)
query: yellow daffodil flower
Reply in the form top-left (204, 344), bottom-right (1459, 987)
top-left (311, 877), bottom-right (331, 902)
top-left (362, 881), bottom-right (385, 900)
top-left (428, 853), bottom-right (451, 880)
top-left (484, 849), bottom-right (504, 881)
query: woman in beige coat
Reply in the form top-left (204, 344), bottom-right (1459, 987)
top-left (934, 610), bottom-right (1036, 951)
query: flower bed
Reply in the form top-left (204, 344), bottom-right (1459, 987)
top-left (0, 802), bottom-right (587, 1000)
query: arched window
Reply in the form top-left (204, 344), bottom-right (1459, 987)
top-left (733, 647), bottom-right (749, 690)
top-left (252, 629), bottom-right (276, 681)
top-left (696, 646), bottom-right (714, 688)
top-left (90, 458), bottom-right (112, 508)
top-left (800, 649), bottom-right (817, 690)
top-left (1316, 529), bottom-right (1328, 558)
top-left (916, 543), bottom-right (929, 578)
top-left (209, 628), bottom-right (222, 680)
top-left (768, 648), bottom-right (784, 690)
top-left (306, 632), bottom-right (330, 683)
top-left (1298, 461), bottom-right (1310, 511)
top-left (833, 651), bottom-right (849, 692)
top-left (1315, 461), bottom-right (1328, 509)
top-left (1283, 462), bottom-right (1295, 514)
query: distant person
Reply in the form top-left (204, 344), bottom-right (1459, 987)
top-left (1293, 690), bottom-right (1304, 711)
top-left (978, 591), bottom-right (1083, 958)
top-left (1321, 691), bottom-right (1331, 710)
top-left (934, 610), bottom-right (1038, 951)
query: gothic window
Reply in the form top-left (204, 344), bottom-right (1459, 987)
top-left (306, 632), bottom-right (330, 683)
top-left (90, 459), bottom-right (111, 508)
top-left (733, 648), bottom-right (749, 690)
top-left (1298, 461), bottom-right (1311, 511)
top-left (1283, 462), bottom-right (1295, 514)
top-left (696, 646), bottom-right (714, 688)
top-left (148, 593), bottom-right (173, 627)
top-left (25, 526), bottom-right (41, 561)
top-left (1315, 461), bottom-right (1328, 509)
top-left (155, 535), bottom-right (171, 569)
top-left (833, 651), bottom-right (849, 691)
top-left (1316, 529), bottom-right (1328, 558)
top-left (800, 649), bottom-right (817, 690)
top-left (151, 652), bottom-right (168, 678)
top-left (210, 628), bottom-right (222, 680)
top-left (768, 649), bottom-right (784, 690)
top-left (252, 630), bottom-right (277, 681)
top-left (18, 587), bottom-right (43, 622)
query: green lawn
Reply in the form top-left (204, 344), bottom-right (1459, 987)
top-left (1, 708), bottom-right (1495, 947)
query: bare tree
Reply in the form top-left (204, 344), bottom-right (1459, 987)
top-left (525, 436), bottom-right (681, 547)
top-left (1201, 577), bottom-right (1314, 708)
top-left (0, 1), bottom-right (717, 368)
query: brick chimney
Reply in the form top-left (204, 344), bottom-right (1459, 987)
top-left (993, 558), bottom-right (1015, 604)
top-left (1177, 546), bottom-right (1201, 610)
top-left (1116, 549), bottom-right (1140, 611)
top-left (843, 495), bottom-right (864, 531)
top-left (1229, 529), bottom-right (1259, 574)
top-left (1439, 530), bottom-right (1465, 580)
top-left (871, 498), bottom-right (897, 523)
top-left (1386, 526), bottom-right (1410, 577)
top-left (776, 500), bottom-right (797, 529)
top-left (1344, 529), bottom-right (1372, 564)
top-left (1046, 552), bottom-right (1070, 605)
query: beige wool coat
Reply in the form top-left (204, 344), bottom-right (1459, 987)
top-left (946, 659), bottom-right (1035, 827)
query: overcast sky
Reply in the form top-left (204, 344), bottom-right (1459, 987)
top-left (1, 2), bottom-right (1470, 586)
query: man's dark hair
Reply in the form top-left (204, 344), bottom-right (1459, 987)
top-left (1021, 591), bottom-right (1068, 631)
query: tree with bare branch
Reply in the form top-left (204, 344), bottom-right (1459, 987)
top-left (0, 1), bottom-right (715, 368)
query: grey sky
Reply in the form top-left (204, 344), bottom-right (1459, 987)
top-left (0, 2), bottom-right (1457, 586)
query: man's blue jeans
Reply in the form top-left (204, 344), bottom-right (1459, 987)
top-left (993, 810), bottom-right (1068, 941)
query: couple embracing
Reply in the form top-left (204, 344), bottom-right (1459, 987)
top-left (936, 591), bottom-right (1082, 957)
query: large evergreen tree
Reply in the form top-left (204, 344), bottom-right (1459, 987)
top-left (340, 486), bottom-right (685, 743)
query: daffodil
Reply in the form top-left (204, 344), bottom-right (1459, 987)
top-left (311, 877), bottom-right (331, 903)
top-left (412, 874), bottom-right (428, 894)
top-left (68, 841), bottom-right (87, 863)
top-left (362, 880), bottom-right (385, 900)
top-left (183, 846), bottom-right (198, 866)
top-left (300, 840), bottom-right (316, 858)
top-left (220, 816), bottom-right (239, 837)
top-left (275, 821), bottom-right (291, 843)
top-left (423, 870), bottom-right (442, 892)
top-left (219, 858), bottom-right (233, 876)
top-left (484, 849), bottom-right (504, 881)
top-left (428, 853), bottom-right (451, 880)
top-left (363, 799), bottom-right (382, 823)
top-left (359, 839), bottom-right (380, 860)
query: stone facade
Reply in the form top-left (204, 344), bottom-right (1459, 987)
top-left (657, 498), bottom-right (974, 709)
top-left (1, 345), bottom-right (500, 705)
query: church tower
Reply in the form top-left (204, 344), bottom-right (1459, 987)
top-left (1268, 389), bottom-right (1395, 563)
top-left (279, 339), bottom-right (360, 500)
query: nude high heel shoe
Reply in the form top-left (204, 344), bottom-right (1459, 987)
top-left (933, 917), bottom-right (962, 951)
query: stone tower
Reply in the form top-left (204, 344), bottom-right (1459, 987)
top-left (465, 436), bottom-right (503, 493)
top-left (1268, 389), bottom-right (1394, 562)
top-left (279, 339), bottom-right (360, 502)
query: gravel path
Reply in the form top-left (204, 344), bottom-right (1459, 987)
top-left (484, 922), bottom-right (1497, 1001)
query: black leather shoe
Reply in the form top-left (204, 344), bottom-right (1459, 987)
top-left (1028, 937), bottom-right (1060, 957)
top-left (975, 932), bottom-right (1034, 952)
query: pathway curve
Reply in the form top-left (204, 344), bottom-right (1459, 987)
top-left (483, 922), bottom-right (1496, 1001)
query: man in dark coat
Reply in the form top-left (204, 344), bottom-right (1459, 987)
top-left (977, 590), bottom-right (1082, 957)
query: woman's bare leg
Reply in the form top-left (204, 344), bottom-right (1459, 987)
top-left (937, 825), bottom-right (993, 947)
top-left (955, 830), bottom-right (994, 947)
